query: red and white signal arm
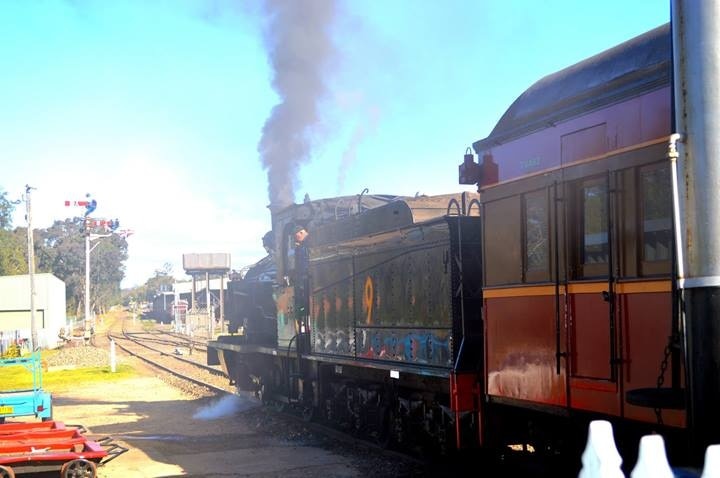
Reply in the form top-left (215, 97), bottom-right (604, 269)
top-left (64, 200), bottom-right (90, 207)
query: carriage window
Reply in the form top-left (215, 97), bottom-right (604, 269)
top-left (484, 196), bottom-right (522, 286)
top-left (640, 165), bottom-right (672, 267)
top-left (581, 181), bottom-right (608, 266)
top-left (524, 190), bottom-right (549, 281)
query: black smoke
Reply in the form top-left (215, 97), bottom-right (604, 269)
top-left (257, 0), bottom-right (338, 210)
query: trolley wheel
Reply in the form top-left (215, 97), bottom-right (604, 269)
top-left (60, 458), bottom-right (97, 478)
top-left (42, 403), bottom-right (54, 422)
top-left (0, 465), bottom-right (15, 478)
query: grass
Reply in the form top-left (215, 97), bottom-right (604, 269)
top-left (1, 359), bottom-right (138, 394)
top-left (1, 310), bottom-right (147, 394)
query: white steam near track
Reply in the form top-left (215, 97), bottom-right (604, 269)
top-left (193, 393), bottom-right (260, 420)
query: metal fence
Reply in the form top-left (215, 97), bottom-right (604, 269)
top-left (579, 420), bottom-right (720, 477)
top-left (0, 331), bottom-right (28, 355)
top-left (0, 328), bottom-right (63, 352)
top-left (172, 308), bottom-right (223, 339)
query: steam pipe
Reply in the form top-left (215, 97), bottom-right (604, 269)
top-left (357, 188), bottom-right (369, 214)
top-left (668, 133), bottom-right (685, 282)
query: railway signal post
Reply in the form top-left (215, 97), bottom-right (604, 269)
top-left (84, 231), bottom-right (112, 334)
top-left (67, 195), bottom-right (127, 335)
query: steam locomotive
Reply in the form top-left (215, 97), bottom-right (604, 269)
top-left (209, 18), bottom-right (720, 472)
top-left (209, 192), bottom-right (483, 453)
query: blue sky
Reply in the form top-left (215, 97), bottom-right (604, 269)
top-left (0, 0), bottom-right (669, 287)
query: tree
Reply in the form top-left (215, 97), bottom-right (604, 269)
top-left (36, 219), bottom-right (86, 315)
top-left (90, 233), bottom-right (128, 314)
top-left (37, 218), bottom-right (128, 317)
top-left (0, 189), bottom-right (17, 230)
top-left (0, 188), bottom-right (26, 275)
top-left (121, 263), bottom-right (177, 315)
top-left (144, 263), bottom-right (175, 302)
top-left (0, 198), bottom-right (130, 316)
top-left (0, 229), bottom-right (27, 275)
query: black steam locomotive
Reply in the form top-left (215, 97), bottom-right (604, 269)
top-left (209, 192), bottom-right (483, 450)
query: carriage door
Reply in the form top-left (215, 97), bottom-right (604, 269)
top-left (567, 174), bottom-right (620, 415)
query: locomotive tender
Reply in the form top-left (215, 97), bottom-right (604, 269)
top-left (209, 193), bottom-right (483, 450)
top-left (210, 17), bottom-right (720, 471)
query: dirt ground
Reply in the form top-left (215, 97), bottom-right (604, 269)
top-left (22, 369), bottom-right (397, 478)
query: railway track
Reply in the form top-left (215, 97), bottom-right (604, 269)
top-left (118, 330), bottom-right (208, 356)
top-left (105, 320), bottom-right (234, 396)
top-left (104, 317), bottom-right (563, 475)
top-left (102, 317), bottom-right (433, 470)
top-left (120, 329), bottom-right (208, 353)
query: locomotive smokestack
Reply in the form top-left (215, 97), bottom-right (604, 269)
top-left (671, 0), bottom-right (720, 461)
top-left (257, 0), bottom-right (338, 210)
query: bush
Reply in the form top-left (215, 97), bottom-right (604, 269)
top-left (2, 344), bottom-right (21, 359)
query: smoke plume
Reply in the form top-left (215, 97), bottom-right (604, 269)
top-left (337, 106), bottom-right (380, 193)
top-left (258, 0), bottom-right (338, 210)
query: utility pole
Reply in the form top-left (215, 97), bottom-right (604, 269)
top-left (25, 185), bottom-right (38, 351)
top-left (206, 271), bottom-right (211, 339)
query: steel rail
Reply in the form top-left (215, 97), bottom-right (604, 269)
top-left (106, 327), bottom-right (232, 397)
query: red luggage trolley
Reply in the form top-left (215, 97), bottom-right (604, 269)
top-left (0, 421), bottom-right (127, 477)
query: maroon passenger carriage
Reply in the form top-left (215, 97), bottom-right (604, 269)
top-left (461, 10), bottom-right (720, 469)
top-left (461, 21), bottom-right (684, 459)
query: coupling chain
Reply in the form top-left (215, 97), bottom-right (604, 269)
top-left (653, 334), bottom-right (676, 425)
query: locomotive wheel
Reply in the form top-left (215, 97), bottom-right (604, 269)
top-left (232, 363), bottom-right (253, 391)
top-left (301, 404), bottom-right (316, 422)
top-left (0, 465), bottom-right (15, 478)
top-left (272, 400), bottom-right (287, 413)
top-left (260, 366), bottom-right (286, 412)
top-left (374, 405), bottom-right (394, 449)
top-left (60, 458), bottom-right (97, 478)
top-left (258, 376), bottom-right (271, 405)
